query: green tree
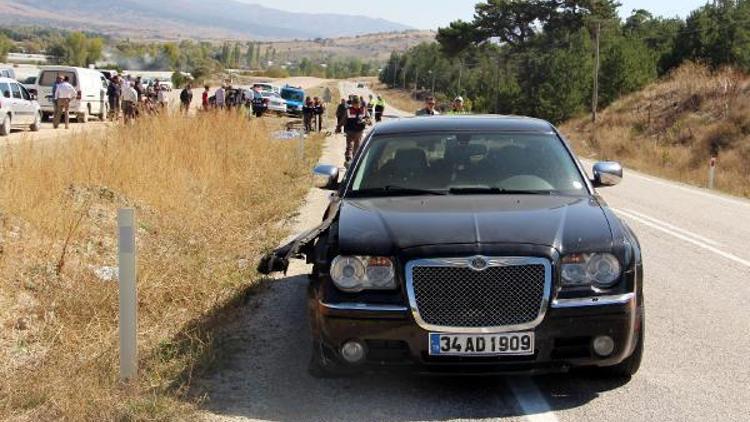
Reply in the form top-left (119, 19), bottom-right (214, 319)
top-left (64, 32), bottom-right (88, 66)
top-left (0, 34), bottom-right (11, 62)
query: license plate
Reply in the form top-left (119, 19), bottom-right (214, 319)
top-left (429, 332), bottom-right (535, 356)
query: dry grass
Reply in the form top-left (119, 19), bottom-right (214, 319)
top-left (0, 112), bottom-right (323, 420)
top-left (362, 77), bottom-right (424, 114)
top-left (560, 62), bottom-right (750, 197)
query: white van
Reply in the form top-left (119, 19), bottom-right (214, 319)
top-left (36, 66), bottom-right (109, 122)
top-left (0, 77), bottom-right (42, 136)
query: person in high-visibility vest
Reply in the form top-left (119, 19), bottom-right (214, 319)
top-left (447, 96), bottom-right (468, 115)
top-left (374, 96), bottom-right (386, 122)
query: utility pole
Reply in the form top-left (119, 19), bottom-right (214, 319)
top-left (414, 68), bottom-right (420, 98)
top-left (403, 65), bottom-right (408, 90)
top-left (592, 21), bottom-right (601, 124)
top-left (432, 71), bottom-right (436, 94)
top-left (392, 62), bottom-right (398, 88)
top-left (457, 59), bottom-right (464, 95)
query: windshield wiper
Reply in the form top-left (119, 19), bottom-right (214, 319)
top-left (448, 187), bottom-right (553, 195)
top-left (352, 185), bottom-right (448, 197)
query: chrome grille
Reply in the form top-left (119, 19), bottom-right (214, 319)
top-left (406, 257), bottom-right (551, 332)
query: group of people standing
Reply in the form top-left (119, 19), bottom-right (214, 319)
top-left (302, 96), bottom-right (326, 133)
top-left (106, 75), bottom-right (176, 124)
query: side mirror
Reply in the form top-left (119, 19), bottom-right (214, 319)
top-left (313, 164), bottom-right (340, 190)
top-left (592, 161), bottom-right (623, 187)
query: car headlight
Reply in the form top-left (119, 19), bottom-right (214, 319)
top-left (561, 253), bottom-right (621, 289)
top-left (330, 256), bottom-right (396, 292)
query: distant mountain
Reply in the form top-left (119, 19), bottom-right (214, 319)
top-left (0, 0), bottom-right (412, 40)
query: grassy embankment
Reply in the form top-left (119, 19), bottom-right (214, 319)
top-left (362, 77), bottom-right (423, 114)
top-left (561, 63), bottom-right (750, 197)
top-left (0, 112), bottom-right (323, 420)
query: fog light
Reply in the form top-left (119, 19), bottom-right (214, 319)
top-left (340, 341), bottom-right (366, 364)
top-left (593, 336), bottom-right (615, 357)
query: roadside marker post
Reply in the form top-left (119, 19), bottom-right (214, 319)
top-left (117, 208), bottom-right (137, 381)
top-left (298, 131), bottom-right (305, 161)
top-left (708, 157), bottom-right (717, 190)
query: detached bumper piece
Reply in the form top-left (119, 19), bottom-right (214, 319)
top-left (257, 202), bottom-right (341, 275)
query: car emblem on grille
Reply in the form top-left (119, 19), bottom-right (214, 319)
top-left (469, 256), bottom-right (488, 271)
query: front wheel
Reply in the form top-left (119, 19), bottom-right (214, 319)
top-left (98, 102), bottom-right (107, 121)
top-left (0, 114), bottom-right (10, 136)
top-left (30, 112), bottom-right (41, 132)
top-left (78, 107), bottom-right (89, 123)
top-left (600, 319), bottom-right (644, 378)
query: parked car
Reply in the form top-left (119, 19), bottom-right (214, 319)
top-left (257, 90), bottom-right (287, 114)
top-left (21, 76), bottom-right (37, 93)
top-left (99, 69), bottom-right (119, 81)
top-left (0, 68), bottom-right (17, 80)
top-left (260, 116), bottom-right (644, 379)
top-left (280, 85), bottom-right (304, 116)
top-left (157, 81), bottom-right (173, 91)
top-left (252, 83), bottom-right (280, 94)
top-left (35, 66), bottom-right (109, 122)
top-left (0, 77), bottom-right (42, 136)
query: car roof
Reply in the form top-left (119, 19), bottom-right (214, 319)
top-left (0, 77), bottom-right (19, 83)
top-left (371, 115), bottom-right (556, 135)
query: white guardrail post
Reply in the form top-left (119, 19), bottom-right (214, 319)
top-left (708, 157), bottom-right (717, 190)
top-left (117, 208), bottom-right (137, 381)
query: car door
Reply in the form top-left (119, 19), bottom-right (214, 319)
top-left (10, 82), bottom-right (30, 125)
top-left (0, 82), bottom-right (13, 118)
top-left (19, 84), bottom-right (38, 123)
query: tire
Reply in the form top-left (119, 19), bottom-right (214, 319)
top-left (98, 102), bottom-right (107, 121)
top-left (0, 114), bottom-right (10, 136)
top-left (600, 319), bottom-right (644, 378)
top-left (30, 112), bottom-right (41, 132)
top-left (78, 107), bottom-right (89, 123)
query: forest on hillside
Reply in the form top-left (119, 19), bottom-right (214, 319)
top-left (380, 0), bottom-right (750, 122)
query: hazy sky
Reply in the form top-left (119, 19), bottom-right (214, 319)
top-left (241, 0), bottom-right (710, 29)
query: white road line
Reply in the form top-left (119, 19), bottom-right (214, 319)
top-left (617, 208), bottom-right (722, 247)
top-left (626, 171), bottom-right (750, 209)
top-left (507, 377), bottom-right (560, 422)
top-left (580, 158), bottom-right (750, 208)
top-left (616, 209), bottom-right (750, 268)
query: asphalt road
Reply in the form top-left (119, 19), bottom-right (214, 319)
top-left (196, 83), bottom-right (749, 422)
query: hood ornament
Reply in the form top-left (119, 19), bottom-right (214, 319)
top-left (470, 256), bottom-right (489, 271)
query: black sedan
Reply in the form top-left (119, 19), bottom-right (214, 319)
top-left (260, 115), bottom-right (644, 378)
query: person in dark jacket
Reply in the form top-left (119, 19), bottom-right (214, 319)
top-left (251, 91), bottom-right (268, 117)
top-left (344, 96), bottom-right (369, 164)
top-left (416, 95), bottom-right (439, 116)
top-left (335, 98), bottom-right (347, 133)
top-left (302, 96), bottom-right (315, 133)
top-left (313, 96), bottom-right (326, 132)
top-left (179, 83), bottom-right (193, 114)
top-left (107, 76), bottom-right (121, 121)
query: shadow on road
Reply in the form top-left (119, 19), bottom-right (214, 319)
top-left (190, 274), bottom-right (629, 421)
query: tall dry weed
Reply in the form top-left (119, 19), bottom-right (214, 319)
top-left (0, 112), bottom-right (323, 420)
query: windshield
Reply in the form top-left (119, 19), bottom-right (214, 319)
top-left (39, 71), bottom-right (77, 86)
top-left (348, 132), bottom-right (587, 196)
top-left (281, 89), bottom-right (304, 103)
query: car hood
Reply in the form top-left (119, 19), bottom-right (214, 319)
top-left (337, 195), bottom-right (614, 256)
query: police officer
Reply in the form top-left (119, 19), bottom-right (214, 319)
top-left (374, 96), bottom-right (385, 122)
top-left (335, 98), bottom-right (347, 133)
top-left (251, 90), bottom-right (268, 117)
top-left (302, 96), bottom-right (315, 132)
top-left (344, 96), bottom-right (369, 164)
